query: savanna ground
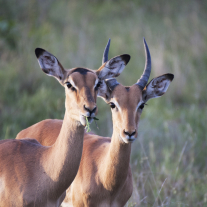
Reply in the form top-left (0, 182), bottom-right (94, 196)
top-left (0, 0), bottom-right (207, 206)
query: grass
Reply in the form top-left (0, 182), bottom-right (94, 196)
top-left (85, 117), bottom-right (91, 133)
top-left (0, 0), bottom-right (207, 206)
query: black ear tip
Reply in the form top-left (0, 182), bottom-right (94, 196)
top-left (121, 54), bottom-right (131, 65)
top-left (167, 73), bottom-right (174, 81)
top-left (35, 48), bottom-right (45, 58)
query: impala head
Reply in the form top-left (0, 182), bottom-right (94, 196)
top-left (99, 39), bottom-right (174, 143)
top-left (35, 41), bottom-right (130, 126)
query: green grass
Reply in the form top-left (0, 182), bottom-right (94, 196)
top-left (0, 0), bottom-right (207, 206)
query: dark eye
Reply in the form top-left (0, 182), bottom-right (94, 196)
top-left (71, 87), bottom-right (76, 91)
top-left (95, 81), bottom-right (102, 91)
top-left (65, 82), bottom-right (76, 91)
top-left (109, 102), bottom-right (116, 109)
top-left (66, 82), bottom-right (72, 88)
top-left (139, 103), bottom-right (145, 110)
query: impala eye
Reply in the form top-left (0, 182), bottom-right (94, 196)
top-left (71, 87), bottom-right (76, 91)
top-left (66, 82), bottom-right (72, 89)
top-left (139, 103), bottom-right (145, 110)
top-left (109, 102), bottom-right (116, 109)
top-left (95, 81), bottom-right (102, 90)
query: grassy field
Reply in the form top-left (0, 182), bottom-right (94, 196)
top-left (0, 0), bottom-right (207, 206)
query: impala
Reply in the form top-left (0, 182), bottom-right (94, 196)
top-left (63, 39), bottom-right (174, 207)
top-left (0, 42), bottom-right (130, 207)
top-left (16, 39), bottom-right (174, 207)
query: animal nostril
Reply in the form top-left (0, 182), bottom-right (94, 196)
top-left (84, 105), bottom-right (90, 112)
top-left (123, 130), bottom-right (136, 137)
top-left (131, 130), bottom-right (136, 136)
top-left (91, 106), bottom-right (97, 114)
top-left (84, 105), bottom-right (96, 115)
top-left (123, 130), bottom-right (130, 136)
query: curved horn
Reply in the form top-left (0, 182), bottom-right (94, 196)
top-left (137, 38), bottom-right (151, 90)
top-left (102, 38), bottom-right (111, 64)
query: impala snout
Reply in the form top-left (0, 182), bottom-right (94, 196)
top-left (121, 128), bottom-right (137, 143)
top-left (80, 103), bottom-right (97, 126)
top-left (123, 129), bottom-right (136, 137)
top-left (84, 105), bottom-right (97, 118)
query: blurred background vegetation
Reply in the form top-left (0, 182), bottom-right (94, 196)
top-left (0, 0), bottom-right (207, 206)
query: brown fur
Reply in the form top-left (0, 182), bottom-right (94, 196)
top-left (16, 119), bottom-right (62, 146)
top-left (0, 70), bottom-right (99, 207)
top-left (1, 47), bottom-right (130, 207)
top-left (16, 74), bottom-right (173, 207)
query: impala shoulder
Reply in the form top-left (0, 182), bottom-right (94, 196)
top-left (0, 139), bottom-right (42, 158)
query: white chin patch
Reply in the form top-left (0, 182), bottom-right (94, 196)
top-left (121, 137), bottom-right (129, 144)
top-left (80, 115), bottom-right (86, 126)
top-left (79, 115), bottom-right (94, 126)
top-left (120, 136), bottom-right (135, 144)
top-left (88, 118), bottom-right (94, 124)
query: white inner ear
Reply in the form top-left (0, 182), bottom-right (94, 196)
top-left (151, 78), bottom-right (171, 94)
top-left (105, 57), bottom-right (125, 74)
top-left (145, 76), bottom-right (172, 100)
top-left (38, 52), bottom-right (64, 80)
top-left (98, 67), bottom-right (110, 80)
top-left (39, 54), bottom-right (58, 70)
top-left (159, 80), bottom-right (170, 93)
top-left (98, 56), bottom-right (126, 80)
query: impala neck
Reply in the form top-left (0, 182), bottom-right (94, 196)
top-left (102, 125), bottom-right (131, 192)
top-left (42, 110), bottom-right (84, 192)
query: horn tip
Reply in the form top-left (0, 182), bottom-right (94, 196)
top-left (143, 37), bottom-right (147, 45)
top-left (107, 38), bottom-right (111, 45)
top-left (102, 38), bottom-right (111, 64)
top-left (107, 38), bottom-right (111, 46)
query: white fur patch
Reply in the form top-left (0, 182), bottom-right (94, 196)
top-left (112, 98), bottom-right (121, 112)
top-left (160, 80), bottom-right (170, 93)
top-left (69, 79), bottom-right (78, 90)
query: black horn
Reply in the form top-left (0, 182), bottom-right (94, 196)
top-left (102, 38), bottom-right (111, 64)
top-left (137, 38), bottom-right (151, 90)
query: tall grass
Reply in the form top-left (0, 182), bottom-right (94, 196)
top-left (0, 0), bottom-right (207, 206)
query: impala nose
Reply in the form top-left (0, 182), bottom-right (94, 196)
top-left (123, 130), bottom-right (136, 138)
top-left (84, 105), bottom-right (97, 117)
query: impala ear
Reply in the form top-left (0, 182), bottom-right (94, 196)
top-left (142, 73), bottom-right (174, 102)
top-left (97, 80), bottom-right (110, 101)
top-left (97, 78), bottom-right (119, 102)
top-left (96, 54), bottom-right (130, 80)
top-left (35, 48), bottom-right (66, 84)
